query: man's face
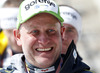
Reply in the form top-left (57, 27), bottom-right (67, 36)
top-left (3, 29), bottom-right (22, 53)
top-left (62, 23), bottom-right (78, 54)
top-left (14, 13), bottom-right (63, 68)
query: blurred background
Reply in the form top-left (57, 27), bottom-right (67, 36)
top-left (0, 0), bottom-right (100, 73)
top-left (54, 0), bottom-right (100, 73)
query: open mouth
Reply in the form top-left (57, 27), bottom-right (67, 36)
top-left (36, 47), bottom-right (53, 52)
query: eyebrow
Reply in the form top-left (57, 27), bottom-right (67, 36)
top-left (65, 26), bottom-right (75, 29)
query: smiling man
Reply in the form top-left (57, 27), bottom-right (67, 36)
top-left (16, 13), bottom-right (63, 69)
top-left (4, 0), bottom-right (64, 72)
top-left (0, 0), bottom-right (93, 73)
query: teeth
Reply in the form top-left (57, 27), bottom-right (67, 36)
top-left (37, 48), bottom-right (51, 52)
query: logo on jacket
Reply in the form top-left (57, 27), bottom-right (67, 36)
top-left (73, 49), bottom-right (77, 60)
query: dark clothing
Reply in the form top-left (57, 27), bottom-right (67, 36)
top-left (60, 41), bottom-right (92, 73)
top-left (0, 41), bottom-right (93, 73)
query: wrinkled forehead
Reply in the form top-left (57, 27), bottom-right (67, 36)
top-left (63, 23), bottom-right (77, 31)
top-left (19, 13), bottom-right (61, 29)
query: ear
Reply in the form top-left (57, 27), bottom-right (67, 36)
top-left (13, 29), bottom-right (22, 46)
top-left (61, 26), bottom-right (65, 37)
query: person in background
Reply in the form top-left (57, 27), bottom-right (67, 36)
top-left (0, 29), bottom-right (8, 67)
top-left (0, 0), bottom-right (92, 73)
top-left (59, 5), bottom-right (93, 73)
top-left (59, 5), bottom-right (82, 54)
top-left (0, 0), bottom-right (23, 68)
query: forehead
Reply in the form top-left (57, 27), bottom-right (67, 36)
top-left (21, 13), bottom-right (61, 29)
top-left (63, 23), bottom-right (75, 29)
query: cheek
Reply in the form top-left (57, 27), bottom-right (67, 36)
top-left (20, 34), bottom-right (37, 50)
top-left (52, 34), bottom-right (62, 49)
top-left (64, 32), bottom-right (72, 40)
top-left (51, 33), bottom-right (62, 43)
top-left (70, 33), bottom-right (78, 41)
top-left (68, 34), bottom-right (78, 44)
top-left (65, 32), bottom-right (75, 39)
top-left (63, 32), bottom-right (74, 45)
top-left (74, 35), bottom-right (78, 43)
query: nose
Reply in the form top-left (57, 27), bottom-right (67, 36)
top-left (38, 34), bottom-right (50, 46)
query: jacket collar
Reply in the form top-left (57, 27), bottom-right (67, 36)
top-left (60, 40), bottom-right (90, 73)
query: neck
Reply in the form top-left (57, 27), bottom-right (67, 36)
top-left (25, 56), bottom-right (61, 73)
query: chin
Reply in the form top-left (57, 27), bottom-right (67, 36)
top-left (39, 58), bottom-right (51, 63)
top-left (38, 58), bottom-right (53, 66)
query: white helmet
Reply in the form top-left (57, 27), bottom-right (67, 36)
top-left (0, 8), bottom-right (19, 29)
top-left (59, 5), bottom-right (82, 40)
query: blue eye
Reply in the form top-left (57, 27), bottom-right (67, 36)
top-left (33, 30), bottom-right (38, 33)
top-left (47, 29), bottom-right (56, 35)
top-left (30, 30), bottom-right (39, 35)
top-left (31, 30), bottom-right (39, 34)
top-left (48, 29), bottom-right (54, 32)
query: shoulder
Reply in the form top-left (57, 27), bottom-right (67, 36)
top-left (0, 54), bottom-right (26, 73)
top-left (0, 67), bottom-right (21, 73)
top-left (0, 67), bottom-right (15, 73)
top-left (9, 54), bottom-right (25, 67)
